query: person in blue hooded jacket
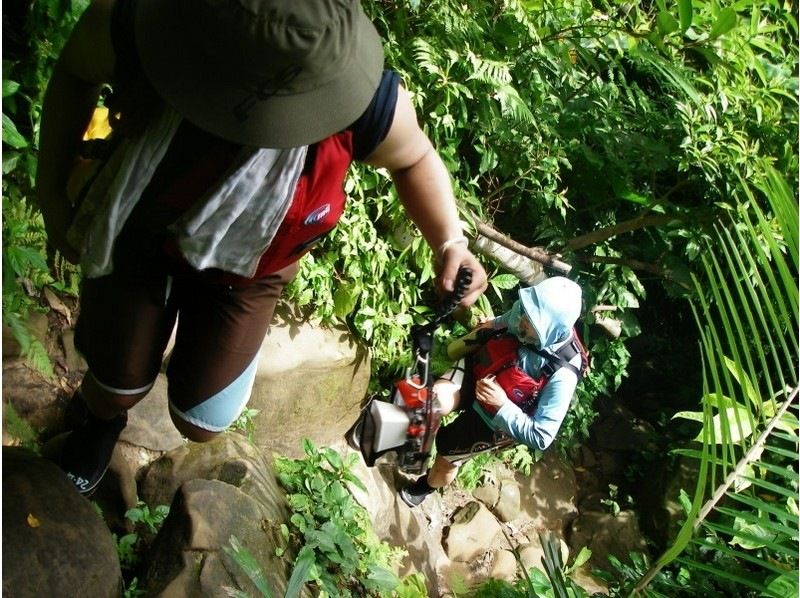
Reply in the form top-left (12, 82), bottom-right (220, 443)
top-left (400, 276), bottom-right (585, 507)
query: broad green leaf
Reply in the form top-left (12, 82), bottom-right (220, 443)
top-left (333, 283), bottom-right (357, 318)
top-left (2, 151), bottom-right (19, 174)
top-left (764, 574), bottom-right (799, 598)
top-left (694, 405), bottom-right (754, 444)
top-left (2, 114), bottom-right (28, 149)
top-left (723, 356), bottom-right (761, 411)
top-left (364, 565), bottom-right (400, 591)
top-left (285, 546), bottom-right (315, 598)
top-left (733, 463), bottom-right (754, 493)
top-left (490, 273), bottom-right (520, 290)
top-left (677, 0), bottom-right (693, 33)
top-left (657, 10), bottom-right (680, 35)
top-left (708, 7), bottom-right (738, 39)
top-left (2, 80), bottom-right (20, 98)
top-left (570, 546), bottom-right (592, 571)
top-left (673, 410), bottom-right (703, 423)
top-left (731, 518), bottom-right (774, 550)
top-left (322, 448), bottom-right (343, 471)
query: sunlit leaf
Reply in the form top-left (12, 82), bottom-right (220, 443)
top-left (709, 7), bottom-right (738, 39)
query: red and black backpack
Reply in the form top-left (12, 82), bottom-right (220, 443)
top-left (470, 328), bottom-right (589, 415)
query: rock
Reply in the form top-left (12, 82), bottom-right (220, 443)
top-left (580, 445), bottom-right (598, 468)
top-left (518, 450), bottom-right (579, 531)
top-left (2, 447), bottom-right (122, 597)
top-left (248, 309), bottom-right (371, 458)
top-left (473, 482), bottom-right (499, 509)
top-left (495, 478), bottom-right (521, 522)
top-left (567, 510), bottom-right (649, 570)
top-left (578, 491), bottom-right (609, 513)
top-left (438, 560), bottom-right (472, 596)
top-left (60, 329), bottom-right (87, 373)
top-left (489, 549), bottom-right (517, 581)
top-left (636, 452), bottom-right (701, 548)
top-left (348, 458), bottom-right (449, 597)
top-left (591, 404), bottom-right (657, 453)
top-left (2, 360), bottom-right (63, 439)
top-left (119, 374), bottom-right (184, 454)
top-left (518, 534), bottom-right (569, 572)
top-left (141, 478), bottom-right (303, 597)
top-left (570, 566), bottom-right (610, 596)
top-left (443, 501), bottom-right (502, 562)
top-left (4, 311), bottom-right (52, 360)
top-left (139, 432), bottom-right (282, 511)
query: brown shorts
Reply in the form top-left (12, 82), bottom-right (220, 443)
top-left (74, 254), bottom-right (298, 431)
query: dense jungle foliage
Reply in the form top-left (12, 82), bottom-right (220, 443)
top-left (3, 0), bottom-right (797, 595)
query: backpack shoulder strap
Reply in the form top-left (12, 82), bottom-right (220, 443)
top-left (534, 331), bottom-right (586, 380)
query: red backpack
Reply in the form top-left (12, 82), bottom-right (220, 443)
top-left (471, 329), bottom-right (588, 415)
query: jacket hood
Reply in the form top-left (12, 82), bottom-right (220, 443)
top-left (519, 277), bottom-right (582, 348)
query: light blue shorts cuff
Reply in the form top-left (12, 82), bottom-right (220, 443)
top-left (169, 355), bottom-right (258, 432)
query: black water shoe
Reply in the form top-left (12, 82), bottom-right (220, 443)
top-left (59, 410), bottom-right (128, 496)
top-left (399, 476), bottom-right (435, 508)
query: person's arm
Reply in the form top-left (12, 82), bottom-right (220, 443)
top-left (36, 0), bottom-right (116, 263)
top-left (363, 85), bottom-right (487, 305)
top-left (492, 366), bottom-right (578, 450)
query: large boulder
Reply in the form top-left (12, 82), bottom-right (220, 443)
top-left (137, 433), bottom-right (310, 596)
top-left (346, 455), bottom-right (450, 596)
top-left (248, 309), bottom-right (371, 458)
top-left (2, 447), bottom-right (122, 597)
top-left (139, 432), bottom-right (280, 510)
top-left (141, 478), bottom-right (304, 597)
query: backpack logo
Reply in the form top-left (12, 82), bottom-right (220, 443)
top-left (304, 204), bottom-right (331, 226)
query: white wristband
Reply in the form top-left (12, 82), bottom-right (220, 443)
top-left (436, 236), bottom-right (468, 262)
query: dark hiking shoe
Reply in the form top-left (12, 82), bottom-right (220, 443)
top-left (63, 390), bottom-right (91, 431)
top-left (59, 411), bottom-right (128, 496)
top-left (399, 476), bottom-right (435, 508)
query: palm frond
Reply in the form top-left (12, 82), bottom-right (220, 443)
top-left (634, 164), bottom-right (799, 594)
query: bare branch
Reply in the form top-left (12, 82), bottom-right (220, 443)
top-left (567, 214), bottom-right (679, 251)
top-left (468, 212), bottom-right (572, 275)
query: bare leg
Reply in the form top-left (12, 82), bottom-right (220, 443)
top-left (427, 454), bottom-right (459, 488)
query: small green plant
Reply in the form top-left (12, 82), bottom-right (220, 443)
top-left (600, 484), bottom-right (633, 518)
top-left (455, 444), bottom-right (539, 491)
top-left (471, 531), bottom-right (593, 597)
top-left (125, 502), bottom-right (170, 534)
top-left (114, 501), bottom-right (170, 572)
top-left (3, 402), bottom-right (40, 453)
top-left (274, 439), bottom-right (426, 596)
top-left (231, 407), bottom-right (261, 443)
top-left (122, 577), bottom-right (146, 598)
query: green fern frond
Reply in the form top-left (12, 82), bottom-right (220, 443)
top-left (466, 51), bottom-right (513, 85)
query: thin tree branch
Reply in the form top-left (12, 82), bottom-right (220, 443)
top-left (567, 214), bottom-right (679, 251)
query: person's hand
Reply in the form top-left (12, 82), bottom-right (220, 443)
top-left (475, 375), bottom-right (508, 409)
top-left (436, 241), bottom-right (487, 307)
top-left (472, 316), bottom-right (494, 332)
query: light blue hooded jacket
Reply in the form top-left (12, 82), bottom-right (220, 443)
top-left (475, 276), bottom-right (583, 450)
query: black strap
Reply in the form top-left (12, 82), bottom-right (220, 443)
top-left (534, 339), bottom-right (583, 379)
